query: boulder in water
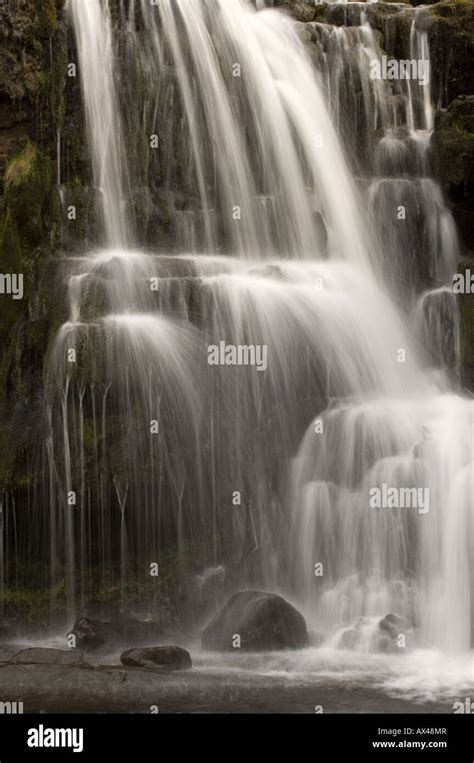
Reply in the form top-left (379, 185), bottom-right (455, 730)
top-left (379, 613), bottom-right (407, 638)
top-left (376, 613), bottom-right (411, 652)
top-left (202, 590), bottom-right (308, 651)
top-left (70, 616), bottom-right (164, 652)
top-left (120, 646), bottom-right (192, 670)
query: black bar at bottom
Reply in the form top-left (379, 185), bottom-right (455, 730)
top-left (0, 713), bottom-right (472, 761)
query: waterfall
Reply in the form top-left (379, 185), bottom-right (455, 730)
top-left (37, 0), bottom-right (472, 661)
top-left (68, 0), bottom-right (130, 247)
top-left (123, 0), bottom-right (383, 266)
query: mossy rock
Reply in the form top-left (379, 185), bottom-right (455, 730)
top-left (0, 141), bottom-right (56, 344)
top-left (457, 258), bottom-right (474, 388)
top-left (427, 0), bottom-right (474, 104)
top-left (432, 95), bottom-right (474, 249)
top-left (432, 98), bottom-right (474, 185)
top-left (3, 140), bottom-right (54, 249)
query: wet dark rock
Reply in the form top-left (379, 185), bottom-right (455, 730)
top-left (70, 616), bottom-right (165, 652)
top-left (202, 590), bottom-right (308, 651)
top-left (377, 635), bottom-right (397, 653)
top-left (340, 628), bottom-right (359, 650)
top-left (298, 2), bottom-right (473, 109)
top-left (419, 288), bottom-right (459, 372)
top-left (264, 1), bottom-right (318, 23)
top-left (0, 663), bottom-right (179, 711)
top-left (376, 613), bottom-right (412, 651)
top-left (0, 645), bottom-right (22, 663)
top-left (428, 2), bottom-right (474, 103)
top-left (379, 613), bottom-right (408, 637)
top-left (458, 258), bottom-right (474, 388)
top-left (13, 647), bottom-right (84, 666)
top-left (70, 618), bottom-right (120, 651)
top-left (432, 96), bottom-right (474, 196)
top-left (287, 2), bottom-right (318, 23)
top-left (432, 95), bottom-right (474, 251)
top-left (120, 645), bottom-right (192, 670)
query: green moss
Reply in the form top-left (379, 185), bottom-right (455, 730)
top-left (431, 0), bottom-right (474, 18)
top-left (0, 142), bottom-right (55, 351)
top-left (428, 1), bottom-right (474, 102)
top-left (433, 129), bottom-right (474, 187)
top-left (38, 0), bottom-right (62, 35)
top-left (4, 142), bottom-right (37, 190)
top-left (3, 141), bottom-right (54, 250)
top-left (384, 11), bottom-right (414, 61)
top-left (432, 96), bottom-right (474, 189)
top-left (313, 3), bottom-right (329, 22)
top-left (2, 582), bottom-right (66, 624)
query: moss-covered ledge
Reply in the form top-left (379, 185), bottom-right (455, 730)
top-left (432, 95), bottom-right (474, 248)
top-left (432, 95), bottom-right (474, 188)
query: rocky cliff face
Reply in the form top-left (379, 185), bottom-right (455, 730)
top-left (0, 0), bottom-right (65, 491)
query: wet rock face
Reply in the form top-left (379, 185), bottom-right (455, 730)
top-left (375, 613), bottom-right (413, 652)
top-left (432, 95), bottom-right (474, 248)
top-left (433, 96), bottom-right (474, 186)
top-left (12, 647), bottom-right (83, 665)
top-left (120, 645), bottom-right (192, 670)
top-left (427, 1), bottom-right (474, 104)
top-left (338, 613), bottom-right (413, 653)
top-left (0, 663), bottom-right (175, 712)
top-left (458, 258), bottom-right (474, 388)
top-left (70, 616), bottom-right (167, 652)
top-left (0, 645), bottom-right (24, 663)
top-left (202, 590), bottom-right (308, 651)
top-left (253, 0), bottom-right (319, 20)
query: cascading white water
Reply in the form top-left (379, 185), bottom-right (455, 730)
top-left (137, 0), bottom-right (378, 266)
top-left (68, 0), bottom-right (130, 247)
top-left (49, 0), bottom-right (473, 668)
top-left (287, 6), bottom-right (473, 654)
